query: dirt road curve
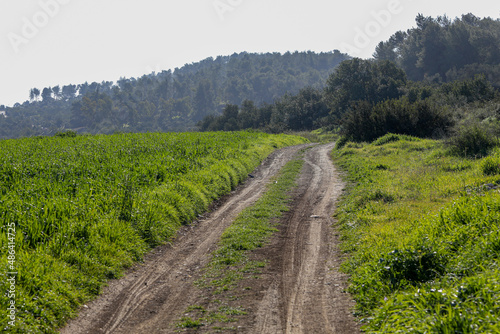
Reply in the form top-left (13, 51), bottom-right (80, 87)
top-left (60, 143), bottom-right (359, 334)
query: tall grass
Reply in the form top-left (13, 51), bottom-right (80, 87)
top-left (0, 131), bottom-right (307, 333)
top-left (333, 134), bottom-right (500, 333)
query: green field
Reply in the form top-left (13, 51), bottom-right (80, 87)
top-left (0, 131), bottom-right (307, 333)
top-left (333, 134), bottom-right (500, 333)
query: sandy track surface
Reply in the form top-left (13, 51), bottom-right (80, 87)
top-left (249, 143), bottom-right (359, 334)
top-left (60, 143), bottom-right (360, 334)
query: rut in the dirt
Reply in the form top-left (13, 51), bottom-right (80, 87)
top-left (250, 143), bottom-right (359, 334)
top-left (60, 143), bottom-right (359, 334)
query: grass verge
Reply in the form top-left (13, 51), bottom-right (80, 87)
top-left (333, 134), bottom-right (500, 333)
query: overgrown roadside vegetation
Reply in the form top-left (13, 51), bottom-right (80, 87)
top-left (176, 150), bottom-right (307, 331)
top-left (0, 131), bottom-right (307, 334)
top-left (333, 133), bottom-right (500, 333)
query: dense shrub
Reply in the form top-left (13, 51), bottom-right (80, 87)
top-left (447, 124), bottom-right (497, 157)
top-left (54, 130), bottom-right (77, 138)
top-left (342, 98), bottom-right (452, 142)
top-left (440, 75), bottom-right (498, 104)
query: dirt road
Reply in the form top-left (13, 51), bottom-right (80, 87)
top-left (61, 143), bottom-right (359, 334)
top-left (250, 143), bottom-right (359, 334)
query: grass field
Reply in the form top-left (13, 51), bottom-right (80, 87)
top-left (333, 134), bottom-right (500, 333)
top-left (0, 131), bottom-right (307, 333)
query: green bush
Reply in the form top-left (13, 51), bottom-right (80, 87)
top-left (342, 98), bottom-right (452, 142)
top-left (440, 75), bottom-right (497, 104)
top-left (447, 124), bottom-right (497, 157)
top-left (54, 130), bottom-right (77, 138)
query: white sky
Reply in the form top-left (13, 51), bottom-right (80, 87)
top-left (0, 0), bottom-right (498, 106)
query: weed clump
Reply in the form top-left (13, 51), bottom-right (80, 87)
top-left (367, 189), bottom-right (395, 203)
top-left (480, 156), bottom-right (500, 175)
top-left (335, 136), bottom-right (350, 149)
top-left (177, 317), bottom-right (203, 329)
top-left (372, 133), bottom-right (420, 146)
top-left (378, 247), bottom-right (447, 288)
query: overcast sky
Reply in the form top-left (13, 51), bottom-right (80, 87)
top-left (0, 0), bottom-right (498, 106)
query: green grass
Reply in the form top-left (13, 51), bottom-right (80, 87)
top-left (176, 301), bottom-right (248, 331)
top-left (333, 136), bottom-right (500, 333)
top-left (0, 131), bottom-right (308, 333)
top-left (177, 317), bottom-right (204, 329)
top-left (181, 150), bottom-right (306, 331)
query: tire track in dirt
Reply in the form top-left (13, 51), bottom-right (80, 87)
top-left (60, 144), bottom-right (311, 334)
top-left (251, 143), bottom-right (360, 334)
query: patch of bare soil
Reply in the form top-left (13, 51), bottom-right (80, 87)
top-left (247, 143), bottom-right (360, 334)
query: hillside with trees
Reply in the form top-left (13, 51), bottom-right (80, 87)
top-left (0, 51), bottom-right (348, 139)
top-left (374, 14), bottom-right (500, 85)
top-left (200, 14), bottom-right (500, 142)
top-left (1, 14), bottom-right (498, 141)
top-left (198, 59), bottom-right (498, 138)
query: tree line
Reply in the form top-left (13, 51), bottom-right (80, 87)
top-left (0, 51), bottom-right (348, 139)
top-left (198, 59), bottom-right (497, 137)
top-left (1, 14), bottom-right (499, 140)
top-left (374, 14), bottom-right (500, 86)
top-left (199, 14), bottom-right (500, 142)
